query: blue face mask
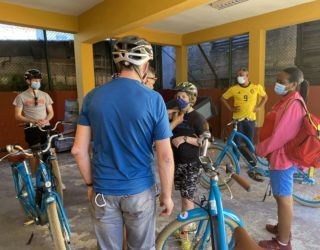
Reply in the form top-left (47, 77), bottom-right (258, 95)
top-left (274, 82), bottom-right (288, 96)
top-left (177, 98), bottom-right (189, 110)
top-left (31, 81), bottom-right (41, 90)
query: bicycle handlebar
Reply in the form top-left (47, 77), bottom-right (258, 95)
top-left (200, 131), bottom-right (251, 192)
top-left (21, 120), bottom-right (73, 132)
top-left (0, 133), bottom-right (74, 162)
top-left (230, 173), bottom-right (251, 192)
top-left (227, 118), bottom-right (245, 126)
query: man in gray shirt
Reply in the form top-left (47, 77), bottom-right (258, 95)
top-left (13, 69), bottom-right (54, 147)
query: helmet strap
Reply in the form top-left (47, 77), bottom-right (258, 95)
top-left (133, 63), bottom-right (149, 83)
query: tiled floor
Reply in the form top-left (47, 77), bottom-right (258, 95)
top-left (0, 152), bottom-right (319, 249)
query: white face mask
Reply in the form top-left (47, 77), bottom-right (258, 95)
top-left (237, 76), bottom-right (246, 85)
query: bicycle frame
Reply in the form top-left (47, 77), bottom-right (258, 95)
top-left (11, 158), bottom-right (71, 237)
top-left (223, 129), bottom-right (268, 171)
top-left (176, 173), bottom-right (243, 250)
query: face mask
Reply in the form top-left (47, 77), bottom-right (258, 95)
top-left (237, 76), bottom-right (246, 85)
top-left (274, 82), bottom-right (288, 96)
top-left (31, 81), bottom-right (41, 90)
top-left (177, 98), bottom-right (189, 110)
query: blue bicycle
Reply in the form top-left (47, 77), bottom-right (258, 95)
top-left (0, 132), bottom-right (72, 249)
top-left (200, 119), bottom-right (320, 208)
top-left (156, 132), bottom-right (250, 250)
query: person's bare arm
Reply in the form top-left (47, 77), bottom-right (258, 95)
top-left (254, 95), bottom-right (268, 112)
top-left (45, 104), bottom-right (54, 121)
top-left (14, 106), bottom-right (36, 123)
top-left (38, 105), bottom-right (54, 126)
top-left (172, 136), bottom-right (199, 148)
top-left (170, 112), bottom-right (184, 130)
top-left (155, 138), bottom-right (174, 216)
top-left (221, 96), bottom-right (239, 113)
top-left (71, 125), bottom-right (93, 200)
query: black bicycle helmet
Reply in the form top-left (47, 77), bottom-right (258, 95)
top-left (24, 69), bottom-right (42, 80)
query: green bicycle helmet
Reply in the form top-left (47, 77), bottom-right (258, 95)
top-left (175, 81), bottom-right (198, 106)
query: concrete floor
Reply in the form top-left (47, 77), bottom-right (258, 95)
top-left (0, 152), bottom-right (319, 250)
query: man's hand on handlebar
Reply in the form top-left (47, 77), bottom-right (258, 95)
top-left (35, 119), bottom-right (50, 127)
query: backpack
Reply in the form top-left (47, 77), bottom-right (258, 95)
top-left (285, 99), bottom-right (320, 168)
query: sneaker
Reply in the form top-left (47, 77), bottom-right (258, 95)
top-left (258, 237), bottom-right (292, 250)
top-left (184, 222), bottom-right (197, 232)
top-left (266, 224), bottom-right (278, 235)
top-left (312, 196), bottom-right (320, 201)
top-left (180, 239), bottom-right (191, 250)
top-left (265, 224), bottom-right (292, 239)
top-left (173, 223), bottom-right (197, 238)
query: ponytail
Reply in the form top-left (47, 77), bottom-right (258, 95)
top-left (283, 67), bottom-right (309, 103)
top-left (299, 80), bottom-right (309, 103)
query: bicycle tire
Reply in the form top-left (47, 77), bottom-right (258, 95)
top-left (50, 159), bottom-right (64, 203)
top-left (12, 167), bottom-right (34, 220)
top-left (156, 216), bottom-right (238, 250)
top-left (292, 167), bottom-right (320, 208)
top-left (47, 201), bottom-right (68, 250)
top-left (200, 144), bottom-right (238, 190)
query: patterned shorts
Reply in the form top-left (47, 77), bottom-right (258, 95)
top-left (174, 162), bottom-right (201, 199)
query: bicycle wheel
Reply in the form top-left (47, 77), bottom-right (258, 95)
top-left (47, 201), bottom-right (69, 250)
top-left (50, 159), bottom-right (64, 203)
top-left (12, 167), bottom-right (34, 219)
top-left (200, 144), bottom-right (237, 190)
top-left (156, 216), bottom-right (238, 250)
top-left (293, 167), bottom-right (320, 207)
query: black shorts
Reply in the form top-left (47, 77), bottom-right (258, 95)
top-left (174, 162), bottom-right (201, 200)
top-left (24, 126), bottom-right (48, 148)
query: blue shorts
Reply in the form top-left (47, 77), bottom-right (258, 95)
top-left (269, 166), bottom-right (297, 196)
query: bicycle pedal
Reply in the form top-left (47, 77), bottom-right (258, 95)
top-left (247, 170), bottom-right (264, 182)
top-left (24, 219), bottom-right (35, 226)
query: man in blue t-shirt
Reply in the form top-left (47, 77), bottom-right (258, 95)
top-left (72, 36), bottom-right (174, 249)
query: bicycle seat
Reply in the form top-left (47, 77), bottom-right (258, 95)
top-left (7, 154), bottom-right (33, 163)
top-left (233, 227), bottom-right (263, 250)
top-left (30, 143), bottom-right (43, 152)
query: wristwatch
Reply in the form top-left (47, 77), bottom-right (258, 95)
top-left (86, 183), bottom-right (93, 187)
top-left (183, 136), bottom-right (188, 143)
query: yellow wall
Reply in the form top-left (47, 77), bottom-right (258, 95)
top-left (248, 29), bottom-right (266, 127)
top-left (176, 46), bottom-right (188, 83)
top-left (183, 1), bottom-right (320, 45)
top-left (78, 0), bottom-right (208, 43)
top-left (118, 28), bottom-right (182, 46)
top-left (74, 36), bottom-right (95, 108)
top-left (0, 2), bottom-right (78, 33)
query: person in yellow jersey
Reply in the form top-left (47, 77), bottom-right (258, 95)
top-left (221, 67), bottom-right (268, 147)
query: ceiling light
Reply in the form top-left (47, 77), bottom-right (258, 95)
top-left (209, 0), bottom-right (249, 10)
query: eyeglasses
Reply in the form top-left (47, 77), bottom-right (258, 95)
top-left (147, 77), bottom-right (158, 81)
top-left (34, 96), bottom-right (38, 106)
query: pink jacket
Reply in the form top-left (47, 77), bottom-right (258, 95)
top-left (256, 91), bottom-right (305, 170)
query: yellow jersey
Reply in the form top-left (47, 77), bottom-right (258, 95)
top-left (222, 83), bottom-right (266, 120)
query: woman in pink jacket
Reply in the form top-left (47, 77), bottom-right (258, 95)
top-left (256, 67), bottom-right (309, 250)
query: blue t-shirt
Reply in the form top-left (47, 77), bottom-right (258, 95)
top-left (78, 77), bottom-right (172, 196)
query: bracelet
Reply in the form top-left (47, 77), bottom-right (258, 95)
top-left (183, 136), bottom-right (187, 143)
top-left (86, 183), bottom-right (93, 187)
top-left (197, 138), bottom-right (202, 146)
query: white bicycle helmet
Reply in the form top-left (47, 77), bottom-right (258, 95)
top-left (113, 36), bottom-right (153, 66)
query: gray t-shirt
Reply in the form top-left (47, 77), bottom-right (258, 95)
top-left (13, 90), bottom-right (53, 120)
